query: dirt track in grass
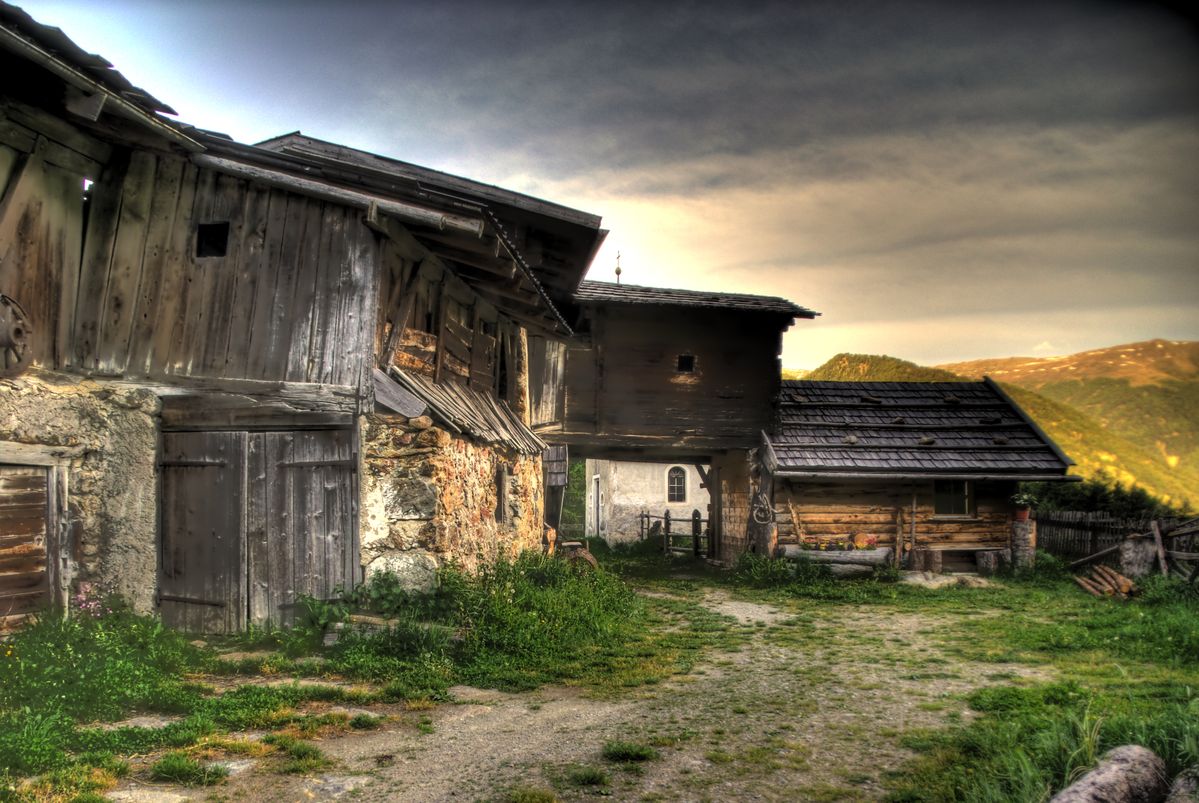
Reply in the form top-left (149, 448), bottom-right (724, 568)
top-left (106, 585), bottom-right (1049, 802)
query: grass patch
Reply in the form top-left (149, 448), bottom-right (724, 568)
top-left (502, 786), bottom-right (559, 803)
top-left (149, 751), bottom-right (228, 786)
top-left (261, 733), bottom-right (332, 774)
top-left (602, 740), bottom-right (660, 762)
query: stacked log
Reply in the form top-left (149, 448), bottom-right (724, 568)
top-left (1073, 565), bottom-right (1139, 600)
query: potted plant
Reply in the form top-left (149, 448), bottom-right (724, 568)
top-left (1011, 491), bottom-right (1037, 521)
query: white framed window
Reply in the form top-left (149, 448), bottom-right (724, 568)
top-left (667, 466), bottom-right (687, 503)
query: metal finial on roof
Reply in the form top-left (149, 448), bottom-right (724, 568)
top-left (615, 251), bottom-right (622, 285)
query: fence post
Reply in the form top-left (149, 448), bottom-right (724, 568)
top-left (664, 510), bottom-right (672, 554)
top-left (692, 509), bottom-right (702, 557)
top-left (639, 511), bottom-right (645, 541)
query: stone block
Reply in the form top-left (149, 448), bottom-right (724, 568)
top-left (384, 476), bottom-right (438, 520)
top-left (365, 550), bottom-right (439, 594)
top-left (1119, 537), bottom-right (1156, 579)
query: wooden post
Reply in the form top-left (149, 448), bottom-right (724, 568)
top-left (692, 509), bottom-right (702, 558)
top-left (1151, 521), bottom-right (1169, 577)
top-left (664, 509), bottom-right (671, 555)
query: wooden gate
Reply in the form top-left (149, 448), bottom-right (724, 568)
top-left (0, 465), bottom-right (50, 631)
top-left (160, 430), bottom-right (356, 633)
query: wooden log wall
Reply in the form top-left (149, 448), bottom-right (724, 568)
top-left (67, 151), bottom-right (378, 389)
top-left (564, 305), bottom-right (783, 444)
top-left (774, 478), bottom-right (1016, 555)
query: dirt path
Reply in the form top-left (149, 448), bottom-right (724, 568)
top-left (106, 587), bottom-right (1048, 802)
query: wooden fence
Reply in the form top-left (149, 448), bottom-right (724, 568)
top-left (1036, 511), bottom-right (1181, 559)
top-left (639, 509), bottom-right (711, 558)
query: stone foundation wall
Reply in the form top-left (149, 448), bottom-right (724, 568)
top-left (359, 412), bottom-right (543, 590)
top-left (0, 370), bottom-right (160, 612)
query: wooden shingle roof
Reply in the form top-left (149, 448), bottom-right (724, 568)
top-left (575, 281), bottom-right (817, 317)
top-left (768, 379), bottom-right (1073, 479)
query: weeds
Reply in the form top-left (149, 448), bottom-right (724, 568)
top-left (602, 740), bottom-right (660, 762)
top-left (149, 752), bottom-right (228, 786)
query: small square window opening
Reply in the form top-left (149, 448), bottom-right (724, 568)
top-left (196, 222), bottom-right (230, 258)
top-left (676, 354), bottom-right (695, 373)
top-left (934, 479), bottom-right (973, 516)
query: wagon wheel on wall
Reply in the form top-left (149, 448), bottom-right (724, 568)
top-left (0, 295), bottom-right (33, 377)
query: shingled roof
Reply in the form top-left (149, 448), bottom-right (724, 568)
top-left (767, 379), bottom-right (1074, 479)
top-left (575, 280), bottom-right (817, 318)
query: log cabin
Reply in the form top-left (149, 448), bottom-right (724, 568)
top-left (0, 3), bottom-right (605, 631)
top-left (762, 379), bottom-right (1076, 571)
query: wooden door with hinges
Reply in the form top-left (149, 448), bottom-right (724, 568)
top-left (159, 429), bottom-right (356, 633)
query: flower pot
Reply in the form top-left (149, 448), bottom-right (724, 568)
top-left (1014, 507), bottom-right (1031, 522)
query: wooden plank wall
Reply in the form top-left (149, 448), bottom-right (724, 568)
top-left (70, 153), bottom-right (378, 388)
top-left (0, 142), bottom-right (84, 368)
top-left (774, 479), bottom-right (1015, 553)
top-left (565, 306), bottom-right (782, 442)
top-left (527, 334), bottom-right (566, 428)
top-left (0, 465), bottom-right (50, 632)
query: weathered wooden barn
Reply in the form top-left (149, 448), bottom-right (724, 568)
top-left (762, 380), bottom-right (1075, 570)
top-left (0, 3), bottom-right (605, 631)
top-left (551, 282), bottom-right (817, 561)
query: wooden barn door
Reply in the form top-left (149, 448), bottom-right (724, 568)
top-left (0, 466), bottom-right (51, 631)
top-left (160, 429), bottom-right (356, 633)
top-left (159, 432), bottom-right (247, 633)
top-left (248, 430), bottom-right (356, 627)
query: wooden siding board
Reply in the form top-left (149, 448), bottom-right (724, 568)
top-left (169, 167), bottom-right (219, 376)
top-left (143, 161), bottom-right (199, 376)
top-left (283, 199), bottom-right (325, 382)
top-left (95, 150), bottom-right (156, 373)
top-left (124, 154), bottom-right (184, 376)
top-left (198, 173), bottom-right (249, 376)
top-left (221, 181), bottom-right (271, 378)
top-left (305, 203), bottom-right (344, 385)
top-left (0, 151), bottom-right (82, 369)
top-left (244, 188), bottom-right (294, 380)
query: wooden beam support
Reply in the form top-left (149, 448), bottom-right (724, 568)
top-left (1152, 520), bottom-right (1169, 577)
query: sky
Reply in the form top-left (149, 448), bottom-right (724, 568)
top-left (22, 0), bottom-right (1199, 369)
